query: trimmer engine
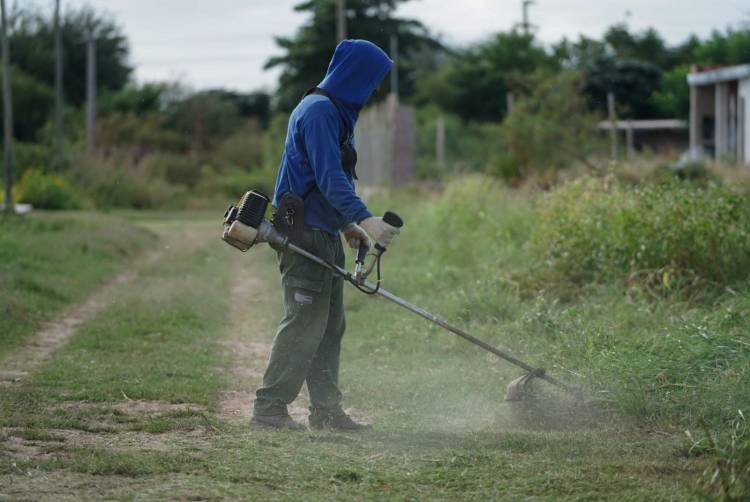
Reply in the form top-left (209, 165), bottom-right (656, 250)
top-left (222, 190), bottom-right (278, 251)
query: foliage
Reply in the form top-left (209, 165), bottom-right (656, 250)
top-left (212, 120), bottom-right (268, 172)
top-left (418, 31), bottom-right (557, 122)
top-left (414, 106), bottom-right (504, 179)
top-left (15, 168), bottom-right (82, 210)
top-left (96, 111), bottom-right (188, 156)
top-left (649, 65), bottom-right (691, 119)
top-left (266, 0), bottom-right (443, 112)
top-left (166, 92), bottom-right (242, 151)
top-left (0, 66), bottom-right (54, 141)
top-left (498, 72), bottom-right (601, 178)
top-left (203, 89), bottom-right (272, 127)
top-left (582, 56), bottom-right (663, 119)
top-left (9, 4), bottom-right (131, 108)
top-left (694, 28), bottom-right (750, 66)
top-left (694, 412), bottom-right (750, 500)
top-left (99, 83), bottom-right (172, 116)
top-left (73, 156), bottom-right (186, 209)
top-left (532, 175), bottom-right (750, 293)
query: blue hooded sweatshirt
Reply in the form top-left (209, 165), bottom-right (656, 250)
top-left (272, 40), bottom-right (393, 236)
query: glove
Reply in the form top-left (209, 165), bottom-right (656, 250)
top-left (342, 223), bottom-right (371, 250)
top-left (360, 216), bottom-right (401, 248)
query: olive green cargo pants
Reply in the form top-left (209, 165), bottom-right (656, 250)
top-left (253, 229), bottom-right (346, 417)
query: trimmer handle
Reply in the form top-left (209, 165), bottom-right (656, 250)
top-left (356, 241), bottom-right (370, 265)
top-left (383, 211), bottom-right (404, 229)
top-left (375, 211), bottom-right (404, 253)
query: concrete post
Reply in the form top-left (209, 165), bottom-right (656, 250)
top-left (715, 82), bottom-right (729, 159)
top-left (607, 92), bottom-right (618, 161)
top-left (506, 92), bottom-right (514, 116)
top-left (626, 120), bottom-right (634, 159)
top-left (436, 116), bottom-right (446, 170)
top-left (86, 33), bottom-right (96, 155)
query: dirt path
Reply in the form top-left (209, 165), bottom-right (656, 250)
top-left (0, 223), bottom-right (212, 386)
top-left (0, 250), bottom-right (164, 385)
top-left (218, 267), bottom-right (312, 424)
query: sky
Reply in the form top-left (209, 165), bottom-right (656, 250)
top-left (50, 0), bottom-right (750, 92)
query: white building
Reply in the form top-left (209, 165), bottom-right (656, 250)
top-left (687, 64), bottom-right (750, 164)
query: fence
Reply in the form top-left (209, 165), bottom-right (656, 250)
top-left (354, 94), bottom-right (415, 187)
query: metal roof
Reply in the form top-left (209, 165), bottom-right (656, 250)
top-left (687, 64), bottom-right (750, 86)
top-left (598, 119), bottom-right (687, 131)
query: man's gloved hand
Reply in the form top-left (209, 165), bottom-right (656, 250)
top-left (360, 216), bottom-right (401, 248)
top-left (342, 222), bottom-right (371, 250)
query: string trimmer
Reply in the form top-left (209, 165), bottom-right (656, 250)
top-left (221, 190), bottom-right (583, 402)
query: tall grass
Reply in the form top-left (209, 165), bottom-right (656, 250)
top-left (532, 174), bottom-right (750, 296)
top-left (354, 175), bottom-right (750, 429)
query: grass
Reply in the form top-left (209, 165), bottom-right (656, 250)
top-left (1, 184), bottom-right (742, 498)
top-left (0, 211), bottom-right (152, 359)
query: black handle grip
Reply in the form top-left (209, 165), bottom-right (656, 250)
top-left (383, 211), bottom-right (404, 228)
top-left (356, 241), bottom-right (369, 264)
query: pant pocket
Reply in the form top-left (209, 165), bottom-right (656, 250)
top-left (280, 233), bottom-right (333, 293)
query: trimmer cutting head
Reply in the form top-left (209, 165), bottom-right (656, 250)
top-left (504, 368), bottom-right (546, 401)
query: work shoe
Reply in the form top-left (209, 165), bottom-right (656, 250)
top-left (309, 410), bottom-right (372, 431)
top-left (250, 413), bottom-right (306, 431)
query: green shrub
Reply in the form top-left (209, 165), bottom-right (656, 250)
top-left (196, 165), bottom-right (276, 199)
top-left (414, 106), bottom-right (505, 180)
top-left (533, 175), bottom-right (750, 293)
top-left (500, 71), bottom-right (603, 176)
top-left (16, 168), bottom-right (82, 210)
top-left (144, 153), bottom-right (202, 188)
top-left (74, 156), bottom-right (186, 209)
top-left (213, 120), bottom-right (267, 171)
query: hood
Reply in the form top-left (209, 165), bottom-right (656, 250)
top-left (318, 39), bottom-right (393, 130)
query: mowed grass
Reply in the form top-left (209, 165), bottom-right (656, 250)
top-left (1, 206), bottom-right (711, 500)
top-left (0, 211), bottom-right (152, 359)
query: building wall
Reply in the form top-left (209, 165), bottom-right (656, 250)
top-left (740, 77), bottom-right (750, 165)
top-left (690, 85), bottom-right (716, 156)
top-left (354, 95), bottom-right (416, 187)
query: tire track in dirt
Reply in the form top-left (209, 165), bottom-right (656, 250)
top-left (218, 270), bottom-right (314, 423)
top-left (218, 256), bottom-right (373, 426)
top-left (0, 224), bottom-right (210, 386)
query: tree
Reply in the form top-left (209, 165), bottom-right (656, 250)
top-left (203, 89), bottom-right (271, 127)
top-left (583, 56), bottom-right (663, 119)
top-left (0, 66), bottom-right (54, 141)
top-left (693, 28), bottom-right (750, 65)
top-left (166, 93), bottom-right (242, 151)
top-left (266, 0), bottom-right (442, 112)
top-left (417, 31), bottom-right (558, 122)
top-left (499, 71), bottom-right (601, 177)
top-left (9, 4), bottom-right (131, 107)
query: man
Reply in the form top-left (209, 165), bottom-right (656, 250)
top-left (250, 39), bottom-right (400, 431)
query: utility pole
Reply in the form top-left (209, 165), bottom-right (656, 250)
top-left (607, 91), bottom-right (618, 161)
top-left (85, 31), bottom-right (96, 155)
top-left (521, 0), bottom-right (535, 36)
top-left (54, 0), bottom-right (64, 166)
top-left (336, 0), bottom-right (346, 43)
top-left (1, 0), bottom-right (13, 213)
top-left (389, 33), bottom-right (398, 99)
